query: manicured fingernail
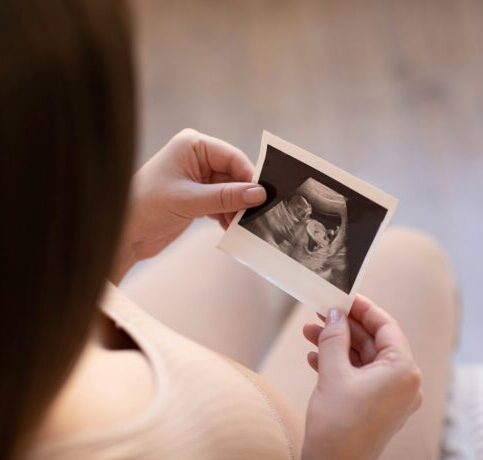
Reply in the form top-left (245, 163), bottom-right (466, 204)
top-left (328, 308), bottom-right (342, 324)
top-left (243, 186), bottom-right (266, 205)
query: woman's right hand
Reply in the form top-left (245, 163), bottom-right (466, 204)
top-left (301, 295), bottom-right (423, 460)
top-left (110, 129), bottom-right (265, 283)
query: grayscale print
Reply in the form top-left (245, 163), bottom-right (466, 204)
top-left (219, 132), bottom-right (397, 313)
top-left (243, 178), bottom-right (349, 292)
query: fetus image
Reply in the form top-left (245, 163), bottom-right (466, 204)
top-left (242, 177), bottom-right (349, 292)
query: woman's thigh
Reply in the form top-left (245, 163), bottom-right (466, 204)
top-left (120, 219), bottom-right (296, 369)
top-left (260, 227), bottom-right (459, 460)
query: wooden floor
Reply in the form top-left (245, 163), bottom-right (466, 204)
top-left (132, 0), bottom-right (483, 362)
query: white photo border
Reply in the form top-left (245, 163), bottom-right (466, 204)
top-left (217, 131), bottom-right (398, 314)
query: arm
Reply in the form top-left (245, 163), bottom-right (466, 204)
top-left (110, 129), bottom-right (266, 284)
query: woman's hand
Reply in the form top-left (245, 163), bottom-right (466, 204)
top-left (302, 295), bottom-right (422, 460)
top-left (111, 129), bottom-right (266, 282)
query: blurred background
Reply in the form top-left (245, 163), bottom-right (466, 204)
top-left (131, 0), bottom-right (483, 362)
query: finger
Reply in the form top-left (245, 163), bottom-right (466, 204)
top-left (349, 348), bottom-right (363, 368)
top-left (221, 214), bottom-right (230, 230)
top-left (303, 323), bottom-right (322, 346)
top-left (223, 211), bottom-right (237, 227)
top-left (350, 295), bottom-right (395, 335)
top-left (192, 132), bottom-right (255, 182)
top-left (309, 348), bottom-right (362, 371)
top-left (208, 213), bottom-right (227, 229)
top-left (193, 182), bottom-right (266, 215)
top-left (317, 309), bottom-right (351, 378)
top-left (348, 316), bottom-right (377, 365)
top-left (351, 295), bottom-right (412, 358)
top-left (316, 312), bottom-right (326, 324)
top-left (211, 172), bottom-right (234, 184)
top-left (307, 318), bottom-right (377, 366)
top-left (410, 390), bottom-right (424, 414)
top-left (307, 351), bottom-right (318, 372)
top-left (221, 212), bottom-right (231, 229)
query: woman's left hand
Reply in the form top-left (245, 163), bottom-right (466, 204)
top-left (111, 129), bottom-right (266, 282)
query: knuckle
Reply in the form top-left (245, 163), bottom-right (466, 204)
top-left (399, 362), bottom-right (422, 393)
top-left (408, 365), bottom-right (422, 388)
top-left (176, 128), bottom-right (201, 146)
top-left (219, 184), bottom-right (233, 211)
top-left (178, 127), bottom-right (199, 138)
top-left (383, 350), bottom-right (400, 364)
top-left (317, 326), bottom-right (343, 347)
top-left (414, 390), bottom-right (424, 411)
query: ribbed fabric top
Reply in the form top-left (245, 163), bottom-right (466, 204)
top-left (29, 284), bottom-right (304, 459)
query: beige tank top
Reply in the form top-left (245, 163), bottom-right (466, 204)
top-left (29, 285), bottom-right (304, 459)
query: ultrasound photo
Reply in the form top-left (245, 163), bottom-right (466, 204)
top-left (242, 177), bottom-right (349, 292)
top-left (219, 132), bottom-right (397, 313)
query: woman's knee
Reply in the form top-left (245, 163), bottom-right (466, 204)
top-left (376, 226), bottom-right (455, 284)
top-left (361, 226), bottom-right (459, 333)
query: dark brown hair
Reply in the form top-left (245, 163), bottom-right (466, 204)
top-left (0, 1), bottom-right (136, 457)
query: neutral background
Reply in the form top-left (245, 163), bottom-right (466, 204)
top-left (131, 0), bottom-right (483, 362)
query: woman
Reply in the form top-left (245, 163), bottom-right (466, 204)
top-left (0, 2), bottom-right (457, 459)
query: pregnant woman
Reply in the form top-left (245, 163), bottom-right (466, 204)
top-left (1, 2), bottom-right (457, 460)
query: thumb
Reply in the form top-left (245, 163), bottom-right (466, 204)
top-left (317, 308), bottom-right (351, 378)
top-left (192, 182), bottom-right (266, 215)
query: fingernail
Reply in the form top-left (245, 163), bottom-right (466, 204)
top-left (243, 186), bottom-right (266, 205)
top-left (328, 308), bottom-right (342, 324)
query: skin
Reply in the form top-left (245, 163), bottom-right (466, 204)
top-left (40, 129), bottom-right (422, 459)
top-left (111, 128), bottom-right (267, 283)
top-left (39, 129), bottom-right (267, 440)
top-left (302, 297), bottom-right (423, 460)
